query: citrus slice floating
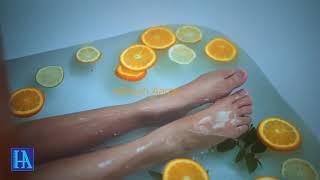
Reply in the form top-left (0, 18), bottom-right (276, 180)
top-left (257, 117), bottom-right (301, 151)
top-left (255, 176), bottom-right (279, 180)
top-left (115, 64), bottom-right (147, 82)
top-left (176, 25), bottom-right (202, 43)
top-left (120, 44), bottom-right (156, 71)
top-left (10, 88), bottom-right (45, 118)
top-left (282, 158), bottom-right (319, 180)
top-left (168, 44), bottom-right (196, 64)
top-left (205, 38), bottom-right (237, 62)
top-left (141, 26), bottom-right (176, 49)
top-left (76, 46), bottom-right (102, 64)
top-left (36, 66), bottom-right (64, 88)
top-left (163, 159), bottom-right (209, 180)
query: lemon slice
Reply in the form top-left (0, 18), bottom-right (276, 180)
top-left (36, 66), bottom-right (64, 88)
top-left (176, 25), bottom-right (202, 43)
top-left (168, 44), bottom-right (196, 64)
top-left (282, 158), bottom-right (319, 180)
top-left (76, 46), bottom-right (102, 64)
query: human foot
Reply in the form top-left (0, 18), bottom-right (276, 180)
top-left (137, 69), bottom-right (248, 124)
top-left (162, 89), bottom-right (253, 152)
top-left (173, 69), bottom-right (248, 105)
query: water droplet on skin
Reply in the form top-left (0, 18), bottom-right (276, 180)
top-left (97, 159), bottom-right (113, 168)
top-left (202, 98), bottom-right (210, 103)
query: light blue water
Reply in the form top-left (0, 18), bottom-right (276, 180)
top-left (6, 25), bottom-right (320, 179)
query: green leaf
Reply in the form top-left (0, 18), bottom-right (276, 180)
top-left (256, 159), bottom-right (262, 167)
top-left (216, 139), bottom-right (237, 152)
top-left (242, 127), bottom-right (257, 147)
top-left (208, 146), bottom-right (215, 153)
top-left (148, 170), bottom-right (162, 180)
top-left (235, 148), bottom-right (246, 163)
top-left (251, 140), bottom-right (267, 153)
top-left (245, 153), bottom-right (258, 173)
top-left (237, 124), bottom-right (253, 140)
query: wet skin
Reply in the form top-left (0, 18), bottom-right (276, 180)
top-left (6, 68), bottom-right (251, 180)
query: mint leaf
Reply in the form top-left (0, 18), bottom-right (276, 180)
top-left (208, 146), bottom-right (215, 153)
top-left (256, 159), bottom-right (262, 167)
top-left (238, 124), bottom-right (253, 140)
top-left (251, 141), bottom-right (267, 153)
top-left (148, 170), bottom-right (162, 180)
top-left (245, 153), bottom-right (258, 173)
top-left (242, 127), bottom-right (257, 148)
top-left (235, 148), bottom-right (246, 163)
top-left (216, 139), bottom-right (237, 152)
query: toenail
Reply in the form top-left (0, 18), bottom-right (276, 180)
top-left (241, 89), bottom-right (248, 96)
top-left (234, 89), bottom-right (248, 100)
top-left (238, 70), bottom-right (248, 79)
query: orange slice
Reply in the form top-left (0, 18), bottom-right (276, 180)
top-left (205, 37), bottom-right (237, 62)
top-left (257, 117), bottom-right (301, 151)
top-left (9, 88), bottom-right (45, 118)
top-left (163, 159), bottom-right (209, 180)
top-left (141, 26), bottom-right (176, 49)
top-left (115, 65), bottom-right (147, 81)
top-left (120, 44), bottom-right (156, 71)
top-left (255, 176), bottom-right (279, 180)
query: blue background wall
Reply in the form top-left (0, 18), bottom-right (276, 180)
top-left (1, 0), bottom-right (319, 138)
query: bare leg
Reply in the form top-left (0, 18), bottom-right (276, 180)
top-left (0, 39), bottom-right (19, 180)
top-left (28, 89), bottom-right (253, 180)
top-left (15, 69), bottom-right (248, 163)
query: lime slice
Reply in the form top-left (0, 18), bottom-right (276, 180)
top-left (36, 66), bottom-right (64, 88)
top-left (76, 46), bottom-right (102, 64)
top-left (168, 44), bottom-right (196, 64)
top-left (282, 158), bottom-right (319, 180)
top-left (176, 25), bottom-right (202, 43)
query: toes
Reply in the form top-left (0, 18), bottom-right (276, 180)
top-left (236, 125), bottom-right (250, 137)
top-left (225, 69), bottom-right (248, 89)
top-left (236, 117), bottom-right (252, 127)
top-left (234, 96), bottom-right (252, 108)
top-left (215, 69), bottom-right (236, 78)
top-left (228, 89), bottom-right (248, 102)
top-left (237, 106), bottom-right (253, 116)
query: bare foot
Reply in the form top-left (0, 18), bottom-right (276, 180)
top-left (160, 89), bottom-right (253, 153)
top-left (137, 69), bottom-right (248, 124)
top-left (173, 69), bottom-right (248, 105)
